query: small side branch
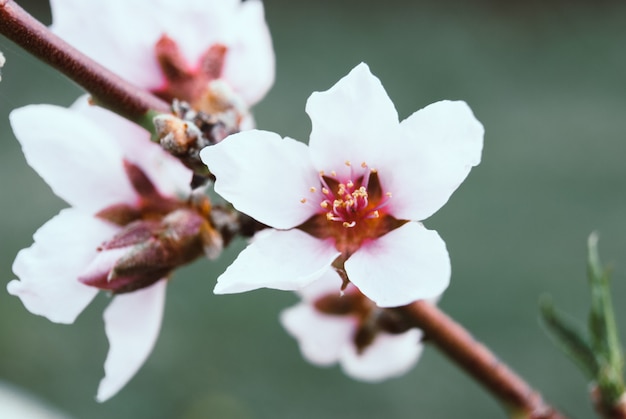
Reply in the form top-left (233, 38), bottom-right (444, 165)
top-left (0, 0), bottom-right (169, 122)
top-left (397, 301), bottom-right (567, 419)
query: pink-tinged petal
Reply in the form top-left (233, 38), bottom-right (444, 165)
top-left (8, 209), bottom-right (117, 324)
top-left (280, 303), bottom-right (355, 366)
top-left (345, 222), bottom-right (450, 308)
top-left (78, 247), bottom-right (128, 281)
top-left (96, 280), bottom-right (167, 402)
top-left (221, 0), bottom-right (275, 106)
top-left (10, 104), bottom-right (136, 212)
top-left (200, 130), bottom-right (319, 229)
top-left (386, 100), bottom-right (484, 221)
top-left (71, 98), bottom-right (192, 198)
top-left (341, 329), bottom-right (423, 382)
top-left (213, 229), bottom-right (340, 294)
top-left (306, 63), bottom-right (400, 179)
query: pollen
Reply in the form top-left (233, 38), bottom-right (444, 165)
top-left (307, 164), bottom-right (393, 234)
top-left (300, 198), bottom-right (307, 203)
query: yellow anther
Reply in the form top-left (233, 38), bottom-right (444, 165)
top-left (322, 187), bottom-right (330, 195)
top-left (370, 168), bottom-right (378, 174)
top-left (386, 192), bottom-right (392, 197)
top-left (331, 170), bottom-right (337, 177)
top-left (319, 170), bottom-right (325, 176)
top-left (346, 180), bottom-right (354, 188)
top-left (345, 160), bottom-right (351, 166)
top-left (321, 201), bottom-right (330, 209)
top-left (361, 162), bottom-right (367, 168)
top-left (309, 187), bottom-right (317, 193)
top-left (371, 210), bottom-right (380, 218)
top-left (343, 221), bottom-right (357, 228)
top-left (300, 198), bottom-right (307, 203)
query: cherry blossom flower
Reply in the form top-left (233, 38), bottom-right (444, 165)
top-left (201, 63), bottom-right (484, 307)
top-left (7, 98), bottom-right (219, 401)
top-left (50, 0), bottom-right (274, 119)
top-left (280, 270), bottom-right (425, 381)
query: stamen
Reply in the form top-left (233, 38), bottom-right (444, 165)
top-left (309, 187), bottom-right (317, 193)
top-left (322, 187), bottom-right (330, 195)
top-left (345, 160), bottom-right (351, 166)
top-left (361, 162), bottom-right (367, 168)
top-left (300, 198), bottom-right (307, 204)
top-left (343, 221), bottom-right (357, 228)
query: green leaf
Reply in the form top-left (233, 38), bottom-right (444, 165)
top-left (539, 295), bottom-right (599, 379)
top-left (586, 232), bottom-right (625, 407)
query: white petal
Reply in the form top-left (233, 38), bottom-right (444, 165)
top-left (71, 98), bottom-right (192, 198)
top-left (345, 222), bottom-right (450, 307)
top-left (221, 0), bottom-right (275, 106)
top-left (10, 104), bottom-right (136, 212)
top-left (96, 280), bottom-right (167, 402)
top-left (386, 100), bottom-right (484, 221)
top-left (341, 329), bottom-right (423, 382)
top-left (280, 303), bottom-right (355, 366)
top-left (200, 130), bottom-right (319, 229)
top-left (8, 209), bottom-right (117, 323)
top-left (213, 229), bottom-right (340, 294)
top-left (306, 63), bottom-right (400, 179)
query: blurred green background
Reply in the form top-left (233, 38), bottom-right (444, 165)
top-left (2, 0), bottom-right (626, 417)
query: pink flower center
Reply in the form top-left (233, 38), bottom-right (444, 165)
top-left (152, 34), bottom-right (229, 114)
top-left (298, 162), bottom-right (405, 257)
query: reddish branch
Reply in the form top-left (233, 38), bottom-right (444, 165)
top-left (397, 301), bottom-right (568, 418)
top-left (0, 0), bottom-right (170, 121)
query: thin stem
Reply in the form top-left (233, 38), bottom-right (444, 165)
top-left (396, 301), bottom-right (568, 419)
top-left (0, 0), bottom-right (170, 125)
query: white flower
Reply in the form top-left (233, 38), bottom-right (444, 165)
top-left (280, 270), bottom-right (424, 382)
top-left (50, 0), bottom-right (274, 112)
top-left (201, 63), bottom-right (484, 307)
top-left (7, 97), bottom-right (199, 401)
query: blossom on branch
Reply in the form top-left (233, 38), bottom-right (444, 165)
top-left (201, 63), bottom-right (484, 307)
top-left (7, 98), bottom-right (220, 401)
top-left (281, 270), bottom-right (425, 381)
top-left (50, 0), bottom-right (274, 120)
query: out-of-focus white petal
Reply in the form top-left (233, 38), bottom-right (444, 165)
top-left (345, 222), bottom-right (450, 308)
top-left (0, 381), bottom-right (74, 419)
top-left (71, 98), bottom-right (192, 198)
top-left (280, 303), bottom-right (355, 366)
top-left (96, 280), bottom-right (167, 402)
top-left (201, 130), bottom-right (320, 229)
top-left (341, 329), bottom-right (423, 382)
top-left (8, 209), bottom-right (116, 324)
top-left (306, 63), bottom-right (400, 179)
top-left (51, 0), bottom-right (274, 102)
top-left (222, 0), bottom-right (275, 105)
top-left (213, 229), bottom-right (340, 294)
top-left (296, 269), bottom-right (346, 301)
top-left (386, 100), bottom-right (484, 221)
top-left (10, 104), bottom-right (136, 212)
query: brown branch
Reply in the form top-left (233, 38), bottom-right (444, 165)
top-left (396, 301), bottom-right (568, 419)
top-left (0, 0), bottom-right (170, 122)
